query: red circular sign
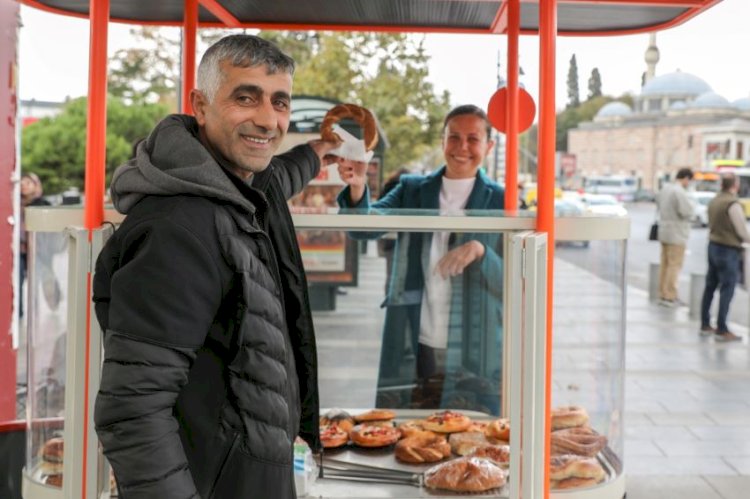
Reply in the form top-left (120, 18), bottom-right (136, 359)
top-left (487, 87), bottom-right (536, 134)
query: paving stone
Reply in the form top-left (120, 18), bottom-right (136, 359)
top-left (703, 475), bottom-right (750, 499)
top-left (624, 476), bottom-right (722, 499)
top-left (625, 456), bottom-right (737, 475)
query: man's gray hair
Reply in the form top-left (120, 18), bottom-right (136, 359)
top-left (197, 35), bottom-right (295, 102)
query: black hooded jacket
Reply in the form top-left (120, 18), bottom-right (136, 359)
top-left (93, 115), bottom-right (321, 499)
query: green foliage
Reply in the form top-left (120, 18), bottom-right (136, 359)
top-left (21, 98), bottom-right (167, 194)
top-left (262, 31), bottom-right (451, 174)
top-left (566, 54), bottom-right (580, 109)
top-left (109, 27), bottom-right (180, 108)
top-left (587, 68), bottom-right (602, 100)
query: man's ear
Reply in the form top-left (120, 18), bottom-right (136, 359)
top-left (191, 89), bottom-right (208, 125)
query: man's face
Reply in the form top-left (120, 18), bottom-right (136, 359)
top-left (193, 61), bottom-right (292, 179)
top-left (441, 114), bottom-right (494, 179)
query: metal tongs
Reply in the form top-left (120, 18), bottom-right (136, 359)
top-left (317, 454), bottom-right (423, 487)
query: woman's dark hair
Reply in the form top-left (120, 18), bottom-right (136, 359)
top-left (442, 104), bottom-right (492, 139)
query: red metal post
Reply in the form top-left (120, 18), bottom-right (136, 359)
top-left (504, 0), bottom-right (520, 211)
top-left (182, 0), bottom-right (198, 114)
top-left (538, 1), bottom-right (557, 498)
top-left (83, 0), bottom-right (109, 230)
top-left (0, 0), bottom-right (20, 423)
top-left (81, 1), bottom-right (109, 496)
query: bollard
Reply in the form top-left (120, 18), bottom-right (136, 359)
top-left (649, 263), bottom-right (660, 303)
top-left (689, 273), bottom-right (705, 320)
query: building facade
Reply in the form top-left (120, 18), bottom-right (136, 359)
top-left (569, 38), bottom-right (750, 191)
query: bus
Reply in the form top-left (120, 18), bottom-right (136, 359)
top-left (692, 170), bottom-right (721, 193)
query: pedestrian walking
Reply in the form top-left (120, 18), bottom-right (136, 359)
top-left (699, 172), bottom-right (750, 342)
top-left (656, 167), bottom-right (694, 307)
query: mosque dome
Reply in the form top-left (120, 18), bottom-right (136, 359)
top-left (596, 101), bottom-right (633, 118)
top-left (691, 91), bottom-right (732, 109)
top-left (733, 97), bottom-right (750, 111)
top-left (641, 70), bottom-right (712, 97)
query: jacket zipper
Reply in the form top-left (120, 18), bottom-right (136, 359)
top-left (250, 214), bottom-right (298, 442)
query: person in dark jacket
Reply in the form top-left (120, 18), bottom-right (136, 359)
top-left (93, 35), bottom-right (339, 499)
top-left (699, 172), bottom-right (750, 342)
top-left (337, 105), bottom-right (505, 414)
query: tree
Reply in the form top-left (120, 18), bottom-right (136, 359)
top-left (108, 27), bottom-right (181, 108)
top-left (587, 68), bottom-right (602, 100)
top-left (21, 98), bottom-right (167, 194)
top-left (555, 94), bottom-right (632, 151)
top-left (566, 54), bottom-right (580, 108)
top-left (108, 27), bottom-right (232, 109)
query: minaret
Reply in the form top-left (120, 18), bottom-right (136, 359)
top-left (644, 32), bottom-right (660, 83)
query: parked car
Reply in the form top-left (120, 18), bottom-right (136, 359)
top-left (580, 194), bottom-right (628, 217)
top-left (633, 188), bottom-right (656, 202)
top-left (554, 197), bottom-right (589, 248)
top-left (689, 191), bottom-right (714, 227)
top-left (583, 175), bottom-right (637, 202)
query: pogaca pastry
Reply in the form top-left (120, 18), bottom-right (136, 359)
top-left (549, 454), bottom-right (606, 490)
top-left (551, 406), bottom-right (589, 430)
top-left (397, 419), bottom-right (434, 439)
top-left (39, 437), bottom-right (64, 475)
top-left (320, 408), bottom-right (355, 432)
top-left (424, 456), bottom-right (506, 492)
top-left (349, 423), bottom-right (401, 448)
top-left (469, 444), bottom-right (511, 465)
top-left (448, 431), bottom-right (489, 456)
top-left (422, 410), bottom-right (472, 433)
top-left (353, 409), bottom-right (396, 423)
top-left (465, 421), bottom-right (488, 433)
top-left (320, 104), bottom-right (379, 151)
top-left (394, 434), bottom-right (451, 463)
top-left (320, 424), bottom-right (349, 449)
top-left (485, 418), bottom-right (510, 441)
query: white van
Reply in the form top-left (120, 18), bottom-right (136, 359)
top-left (583, 175), bottom-right (637, 202)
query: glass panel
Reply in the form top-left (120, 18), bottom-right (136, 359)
top-left (25, 230), bottom-right (68, 488)
top-left (552, 238), bottom-right (626, 487)
top-left (306, 227), bottom-right (505, 416)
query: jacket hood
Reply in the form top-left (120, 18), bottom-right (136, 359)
top-left (110, 114), bottom-right (255, 215)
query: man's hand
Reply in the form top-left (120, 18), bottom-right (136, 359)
top-left (308, 138), bottom-right (343, 165)
top-left (336, 157), bottom-right (368, 205)
top-left (434, 240), bottom-right (485, 278)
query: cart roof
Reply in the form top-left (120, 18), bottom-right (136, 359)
top-left (22, 0), bottom-right (723, 36)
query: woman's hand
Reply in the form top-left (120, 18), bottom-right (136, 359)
top-left (336, 157), bottom-right (368, 204)
top-left (434, 240), bottom-right (485, 278)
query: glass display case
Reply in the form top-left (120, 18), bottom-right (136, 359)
top-left (23, 229), bottom-right (68, 491)
top-left (23, 207), bottom-right (114, 499)
top-left (22, 206), bottom-right (628, 499)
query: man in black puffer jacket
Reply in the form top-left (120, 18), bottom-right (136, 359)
top-left (93, 35), bottom-right (340, 498)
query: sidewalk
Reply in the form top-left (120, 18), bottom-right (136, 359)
top-left (316, 250), bottom-right (750, 499)
top-left (624, 285), bottom-right (750, 499)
